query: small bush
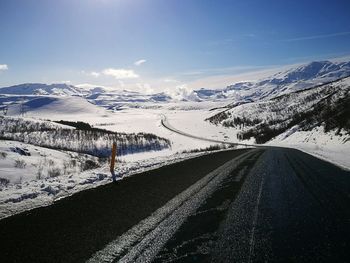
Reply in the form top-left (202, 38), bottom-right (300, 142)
top-left (70, 159), bottom-right (77, 167)
top-left (36, 165), bottom-right (44, 180)
top-left (98, 157), bottom-right (108, 164)
top-left (48, 168), bottom-right (61, 178)
top-left (0, 177), bottom-right (10, 187)
top-left (63, 161), bottom-right (69, 174)
top-left (82, 160), bottom-right (100, 171)
top-left (0, 152), bottom-right (7, 159)
top-left (14, 159), bottom-right (27, 169)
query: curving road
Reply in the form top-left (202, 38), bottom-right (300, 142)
top-left (160, 114), bottom-right (255, 147)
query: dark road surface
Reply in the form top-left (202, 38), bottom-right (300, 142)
top-left (1, 147), bottom-right (350, 262)
top-left (0, 148), bottom-right (249, 263)
top-left (154, 148), bottom-right (350, 263)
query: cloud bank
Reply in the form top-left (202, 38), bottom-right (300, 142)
top-left (102, 68), bottom-right (139, 79)
top-left (0, 64), bottom-right (8, 71)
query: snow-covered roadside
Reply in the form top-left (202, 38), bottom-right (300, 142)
top-left (0, 140), bottom-right (92, 184)
top-left (1, 101), bottom-right (241, 220)
top-left (0, 140), bottom-right (237, 220)
top-left (268, 126), bottom-right (350, 170)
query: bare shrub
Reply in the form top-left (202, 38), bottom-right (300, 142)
top-left (81, 159), bottom-right (100, 171)
top-left (0, 152), bottom-right (7, 159)
top-left (98, 157), bottom-right (108, 164)
top-left (0, 178), bottom-right (10, 187)
top-left (36, 164), bottom-right (44, 180)
top-left (63, 161), bottom-right (69, 174)
top-left (14, 159), bottom-right (27, 169)
top-left (48, 168), bottom-right (61, 178)
top-left (70, 159), bottom-right (77, 167)
top-left (48, 159), bottom-right (55, 166)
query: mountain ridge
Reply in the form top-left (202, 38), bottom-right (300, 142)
top-left (1, 60), bottom-right (349, 104)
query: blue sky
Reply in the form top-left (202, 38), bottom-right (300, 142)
top-left (1, 0), bottom-right (350, 91)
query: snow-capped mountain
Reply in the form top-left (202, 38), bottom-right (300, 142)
top-left (86, 90), bottom-right (171, 104)
top-left (195, 60), bottom-right (350, 101)
top-left (1, 60), bottom-right (350, 104)
top-left (0, 83), bottom-right (173, 107)
top-left (0, 83), bottom-right (106, 96)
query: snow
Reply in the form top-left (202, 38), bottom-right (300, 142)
top-left (0, 138), bottom-right (225, 219)
top-left (5, 95), bottom-right (110, 119)
top-left (0, 140), bottom-right (80, 184)
top-left (0, 83), bottom-right (103, 96)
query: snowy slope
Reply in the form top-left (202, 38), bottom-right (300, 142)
top-left (0, 83), bottom-right (94, 96)
top-left (209, 78), bottom-right (348, 128)
top-left (195, 60), bottom-right (350, 101)
top-left (206, 77), bottom-right (350, 168)
top-left (87, 91), bottom-right (172, 110)
top-left (2, 95), bottom-right (111, 120)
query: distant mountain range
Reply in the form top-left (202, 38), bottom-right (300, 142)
top-left (194, 60), bottom-right (350, 101)
top-left (1, 60), bottom-right (350, 105)
top-left (0, 83), bottom-right (86, 96)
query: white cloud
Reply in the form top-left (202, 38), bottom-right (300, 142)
top-left (0, 64), bottom-right (8, 71)
top-left (81, 70), bottom-right (101, 78)
top-left (102, 68), bottom-right (139, 79)
top-left (90, 71), bottom-right (100, 77)
top-left (165, 84), bottom-right (199, 101)
top-left (283, 31), bottom-right (350, 42)
top-left (134, 59), bottom-right (146, 66)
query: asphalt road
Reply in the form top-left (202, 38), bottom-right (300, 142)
top-left (156, 115), bottom-right (350, 261)
top-left (0, 148), bottom-right (251, 263)
top-left (153, 147), bottom-right (350, 263)
top-left (1, 147), bottom-right (349, 262)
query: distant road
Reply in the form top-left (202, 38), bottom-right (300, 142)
top-left (160, 114), bottom-right (254, 147)
top-left (1, 147), bottom-right (349, 262)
